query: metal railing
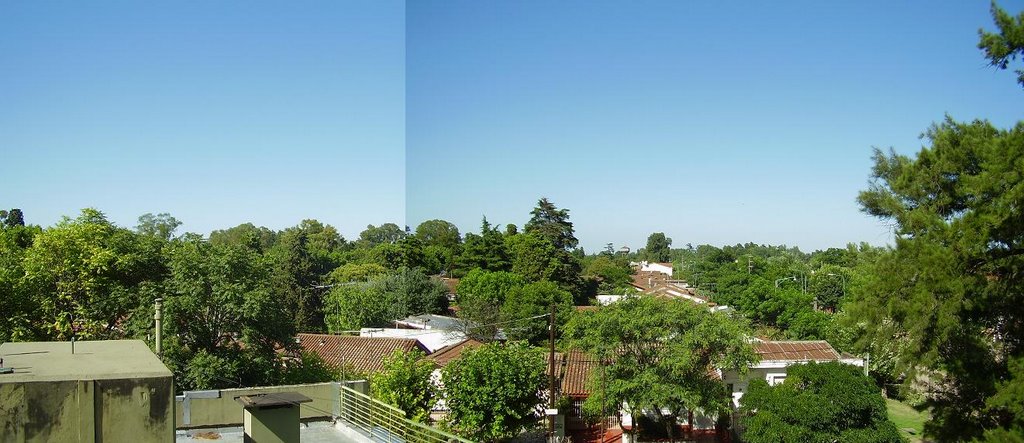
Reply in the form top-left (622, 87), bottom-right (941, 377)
top-left (338, 385), bottom-right (473, 443)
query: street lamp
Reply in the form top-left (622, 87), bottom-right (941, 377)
top-left (774, 276), bottom-right (797, 288)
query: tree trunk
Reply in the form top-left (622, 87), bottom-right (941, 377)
top-left (654, 405), bottom-right (674, 443)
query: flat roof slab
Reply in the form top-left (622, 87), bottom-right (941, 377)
top-left (0, 340), bottom-right (172, 382)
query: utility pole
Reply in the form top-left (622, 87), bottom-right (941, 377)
top-left (154, 298), bottom-right (163, 357)
top-left (548, 303), bottom-right (557, 442)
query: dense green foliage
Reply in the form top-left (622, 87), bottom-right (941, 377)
top-left (440, 342), bottom-right (546, 442)
top-left (372, 349), bottom-right (437, 422)
top-left (323, 267), bottom-right (449, 332)
top-left (676, 242), bottom-right (865, 345)
top-left (564, 295), bottom-right (756, 441)
top-left (740, 361), bottom-right (903, 443)
top-left (643, 232), bottom-right (672, 263)
top-left (979, 2), bottom-right (1024, 87)
top-left (847, 117), bottom-right (1024, 441)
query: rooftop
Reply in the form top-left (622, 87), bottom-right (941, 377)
top-left (394, 314), bottom-right (467, 331)
top-left (754, 340), bottom-right (841, 361)
top-left (296, 334), bottom-right (428, 374)
top-left (427, 338), bottom-right (484, 367)
top-left (176, 421), bottom-right (359, 443)
top-left (0, 339), bottom-right (171, 382)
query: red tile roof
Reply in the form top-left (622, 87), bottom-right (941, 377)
top-left (297, 333), bottom-right (429, 374)
top-left (426, 338), bottom-right (484, 367)
top-left (559, 350), bottom-right (599, 398)
top-left (754, 340), bottom-right (840, 361)
top-left (630, 271), bottom-right (669, 291)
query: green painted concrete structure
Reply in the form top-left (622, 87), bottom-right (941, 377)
top-left (175, 383), bottom-right (338, 429)
top-left (237, 392), bottom-right (311, 443)
top-left (0, 340), bottom-right (174, 443)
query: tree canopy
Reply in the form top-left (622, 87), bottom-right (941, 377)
top-left (564, 295), bottom-right (756, 441)
top-left (979, 2), bottom-right (1024, 87)
top-left (372, 349), bottom-right (437, 422)
top-left (441, 342), bottom-right (546, 442)
top-left (644, 232), bottom-right (672, 263)
top-left (525, 198), bottom-right (578, 251)
top-left (851, 117), bottom-right (1024, 441)
top-left (740, 361), bottom-right (903, 443)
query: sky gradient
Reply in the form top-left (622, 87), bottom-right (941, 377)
top-left (2, 1), bottom-right (406, 241)
top-left (3, 1), bottom-right (1021, 252)
top-left (407, 0), bottom-right (1022, 252)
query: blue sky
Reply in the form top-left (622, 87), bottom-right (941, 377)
top-left (1, 1), bottom-right (406, 240)
top-left (2, 1), bottom-right (1021, 252)
top-left (407, 0), bottom-right (1022, 252)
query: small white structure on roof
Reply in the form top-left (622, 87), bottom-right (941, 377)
top-left (359, 328), bottom-right (467, 353)
top-left (638, 261), bottom-right (673, 276)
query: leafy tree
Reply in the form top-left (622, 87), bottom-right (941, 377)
top-left (0, 223), bottom-right (41, 341)
top-left (979, 2), bottom-right (1024, 87)
top-left (456, 218), bottom-right (509, 275)
top-left (372, 349), bottom-right (437, 421)
top-left (0, 208), bottom-right (25, 228)
top-left (328, 262), bottom-right (388, 283)
top-left (324, 267), bottom-right (449, 332)
top-left (583, 255), bottom-right (633, 293)
top-left (441, 342), bottom-right (546, 442)
top-left (740, 361), bottom-right (903, 443)
top-left (564, 295), bottom-right (756, 442)
top-left (281, 350), bottom-right (343, 385)
top-left (644, 232), bottom-right (672, 263)
top-left (267, 220), bottom-right (345, 332)
top-left (524, 198), bottom-right (578, 251)
top-left (852, 116), bottom-right (1024, 440)
top-left (135, 212), bottom-right (182, 240)
top-left (162, 235), bottom-right (292, 390)
top-left (455, 269), bottom-right (525, 341)
top-left (500, 280), bottom-right (572, 344)
top-left (415, 219), bottom-right (461, 249)
top-left (209, 222), bottom-right (277, 252)
top-left (21, 209), bottom-right (166, 340)
top-left (359, 223), bottom-right (406, 246)
top-left (505, 232), bottom-right (561, 282)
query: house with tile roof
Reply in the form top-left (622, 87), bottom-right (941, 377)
top-left (295, 333), bottom-right (429, 375)
top-left (722, 340), bottom-right (864, 408)
top-left (558, 338), bottom-right (864, 442)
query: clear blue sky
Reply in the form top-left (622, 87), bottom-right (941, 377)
top-left (2, 1), bottom-right (1021, 252)
top-left (1, 1), bottom-right (406, 241)
top-left (407, 0), bottom-right (1022, 252)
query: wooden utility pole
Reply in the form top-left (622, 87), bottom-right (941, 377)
top-left (548, 303), bottom-right (557, 442)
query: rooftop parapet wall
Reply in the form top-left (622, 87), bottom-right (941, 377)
top-left (176, 382), bottom-right (338, 429)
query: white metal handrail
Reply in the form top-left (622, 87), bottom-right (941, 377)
top-left (338, 385), bottom-right (473, 443)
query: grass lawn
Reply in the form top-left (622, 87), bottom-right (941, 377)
top-left (886, 398), bottom-right (929, 442)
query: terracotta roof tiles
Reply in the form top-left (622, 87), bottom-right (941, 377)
top-left (426, 338), bottom-right (484, 367)
top-left (754, 340), bottom-right (840, 361)
top-left (297, 333), bottom-right (428, 374)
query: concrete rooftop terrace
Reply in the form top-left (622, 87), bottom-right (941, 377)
top-left (176, 421), bottom-right (363, 443)
top-left (0, 339), bottom-right (172, 382)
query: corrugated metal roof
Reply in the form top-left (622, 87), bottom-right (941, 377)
top-left (297, 333), bottom-right (428, 374)
top-left (754, 340), bottom-right (840, 361)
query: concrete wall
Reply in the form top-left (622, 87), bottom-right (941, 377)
top-left (175, 383), bottom-right (337, 429)
top-left (0, 377), bottom-right (174, 443)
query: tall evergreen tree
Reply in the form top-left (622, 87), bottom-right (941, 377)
top-left (524, 198), bottom-right (577, 251)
